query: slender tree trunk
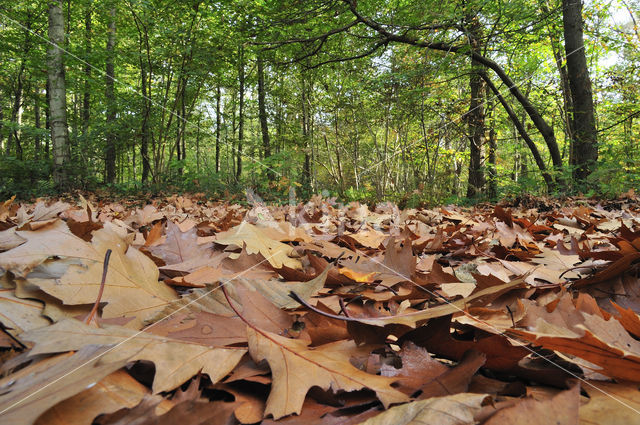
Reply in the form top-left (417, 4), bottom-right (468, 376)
top-left (34, 90), bottom-right (41, 159)
top-left (47, 0), bottom-right (70, 189)
top-left (480, 72), bottom-right (554, 189)
top-left (257, 54), bottom-right (271, 165)
top-left (466, 17), bottom-right (486, 198)
top-left (301, 76), bottom-right (311, 193)
top-left (236, 44), bottom-right (245, 180)
top-left (563, 0), bottom-right (598, 183)
top-left (105, 4), bottom-right (117, 183)
top-left (82, 1), bottom-right (92, 141)
top-left (215, 84), bottom-right (221, 173)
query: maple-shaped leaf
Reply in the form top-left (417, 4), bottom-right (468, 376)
top-left (356, 393), bottom-right (489, 425)
top-left (246, 327), bottom-right (408, 419)
top-left (23, 319), bottom-right (246, 393)
top-left (148, 220), bottom-right (217, 275)
top-left (30, 227), bottom-right (178, 325)
top-left (234, 264), bottom-right (329, 309)
top-left (215, 221), bottom-right (302, 269)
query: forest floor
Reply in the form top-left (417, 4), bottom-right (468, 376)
top-left (0, 192), bottom-right (640, 424)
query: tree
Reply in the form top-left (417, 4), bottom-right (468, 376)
top-left (105, 2), bottom-right (117, 183)
top-left (465, 13), bottom-right (487, 198)
top-left (562, 0), bottom-right (598, 183)
top-left (47, 0), bottom-right (70, 188)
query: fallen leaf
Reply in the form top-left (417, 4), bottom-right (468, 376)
top-left (23, 319), bottom-right (246, 393)
top-left (246, 327), bottom-right (408, 419)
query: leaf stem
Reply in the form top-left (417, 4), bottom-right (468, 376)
top-left (85, 249), bottom-right (112, 325)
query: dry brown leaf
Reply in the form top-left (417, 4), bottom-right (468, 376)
top-left (579, 381), bottom-right (640, 425)
top-left (356, 393), bottom-right (489, 425)
top-left (30, 227), bottom-right (178, 325)
top-left (483, 383), bottom-right (579, 425)
top-left (35, 370), bottom-right (174, 425)
top-left (0, 345), bottom-right (130, 425)
top-left (215, 221), bottom-right (301, 269)
top-left (246, 327), bottom-right (408, 419)
top-left (23, 319), bottom-right (246, 393)
top-left (511, 312), bottom-right (640, 381)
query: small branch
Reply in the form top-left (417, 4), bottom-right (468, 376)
top-left (84, 249), bottom-right (112, 325)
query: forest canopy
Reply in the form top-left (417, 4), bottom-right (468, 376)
top-left (0, 0), bottom-right (638, 203)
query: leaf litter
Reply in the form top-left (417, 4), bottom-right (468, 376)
top-left (0, 193), bottom-right (640, 423)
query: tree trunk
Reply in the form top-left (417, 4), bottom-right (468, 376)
top-left (47, 0), bottom-right (70, 189)
top-left (301, 76), bottom-right (311, 193)
top-left (34, 90), bottom-right (41, 159)
top-left (563, 0), bottom-right (598, 183)
top-left (82, 0), bottom-right (92, 141)
top-left (257, 54), bottom-right (271, 164)
top-left (236, 44), bottom-right (245, 180)
top-left (466, 17), bottom-right (486, 198)
top-left (480, 72), bottom-right (554, 189)
top-left (215, 84), bottom-right (221, 173)
top-left (105, 4), bottom-right (117, 183)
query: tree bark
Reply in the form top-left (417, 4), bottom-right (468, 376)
top-left (105, 4), bottom-right (117, 183)
top-left (34, 90), bottom-right (41, 159)
top-left (465, 16), bottom-right (486, 198)
top-left (562, 0), bottom-right (598, 183)
top-left (236, 44), bottom-right (245, 180)
top-left (47, 0), bottom-right (70, 189)
top-left (257, 54), bottom-right (271, 163)
top-left (82, 1), bottom-right (92, 141)
top-left (215, 84), bottom-right (221, 173)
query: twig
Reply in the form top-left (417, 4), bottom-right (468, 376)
top-left (84, 249), bottom-right (112, 325)
top-left (289, 291), bottom-right (358, 322)
top-left (338, 297), bottom-right (351, 317)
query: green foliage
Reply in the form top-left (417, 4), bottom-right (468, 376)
top-left (0, 0), bottom-right (638, 204)
top-left (0, 158), bottom-right (54, 199)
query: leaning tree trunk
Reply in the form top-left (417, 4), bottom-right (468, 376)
top-left (563, 0), bottom-right (598, 184)
top-left (47, 0), bottom-right (70, 189)
top-left (105, 3), bottom-right (117, 183)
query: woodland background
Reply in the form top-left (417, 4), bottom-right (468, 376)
top-left (0, 0), bottom-right (638, 203)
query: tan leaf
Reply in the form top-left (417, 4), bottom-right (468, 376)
top-left (35, 370), bottom-right (174, 425)
top-left (23, 319), bottom-right (246, 393)
top-left (356, 393), bottom-right (489, 425)
top-left (0, 345), bottom-right (130, 425)
top-left (483, 383), bottom-right (579, 425)
top-left (32, 227), bottom-right (178, 325)
top-left (215, 221), bottom-right (301, 269)
top-left (579, 381), bottom-right (640, 425)
top-left (246, 327), bottom-right (408, 419)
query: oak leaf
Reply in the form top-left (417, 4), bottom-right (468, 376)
top-left (23, 319), bottom-right (246, 393)
top-left (215, 221), bottom-right (301, 269)
top-left (246, 327), bottom-right (408, 419)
